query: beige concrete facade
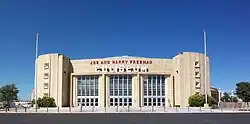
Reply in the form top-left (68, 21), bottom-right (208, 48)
top-left (34, 52), bottom-right (211, 107)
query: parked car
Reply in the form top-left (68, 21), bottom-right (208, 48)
top-left (22, 103), bottom-right (32, 108)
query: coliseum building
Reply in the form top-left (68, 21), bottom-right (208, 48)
top-left (34, 52), bottom-right (211, 108)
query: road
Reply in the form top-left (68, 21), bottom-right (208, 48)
top-left (0, 113), bottom-right (249, 124)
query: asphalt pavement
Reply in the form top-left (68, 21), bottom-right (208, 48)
top-left (0, 113), bottom-right (249, 124)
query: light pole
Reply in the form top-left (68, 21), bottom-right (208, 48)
top-left (203, 30), bottom-right (208, 107)
top-left (218, 88), bottom-right (221, 107)
top-left (35, 33), bottom-right (39, 112)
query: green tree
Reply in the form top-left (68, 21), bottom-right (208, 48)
top-left (221, 92), bottom-right (231, 102)
top-left (0, 84), bottom-right (19, 110)
top-left (188, 93), bottom-right (205, 107)
top-left (41, 96), bottom-right (56, 107)
top-left (207, 96), bottom-right (217, 106)
top-left (231, 96), bottom-right (238, 102)
top-left (34, 97), bottom-right (56, 107)
top-left (236, 82), bottom-right (250, 107)
top-left (201, 94), bottom-right (217, 107)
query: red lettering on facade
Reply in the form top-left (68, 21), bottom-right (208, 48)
top-left (90, 59), bottom-right (153, 65)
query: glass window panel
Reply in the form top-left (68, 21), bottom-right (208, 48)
top-left (157, 91), bottom-right (161, 96)
top-left (119, 90), bottom-right (123, 96)
top-left (148, 90), bottom-right (152, 96)
top-left (77, 89), bottom-right (81, 96)
top-left (82, 89), bottom-right (85, 96)
top-left (115, 90), bottom-right (118, 96)
top-left (85, 76), bottom-right (89, 80)
top-left (95, 89), bottom-right (98, 96)
top-left (124, 91), bottom-right (127, 96)
top-left (128, 90), bottom-right (132, 96)
top-left (77, 81), bottom-right (81, 85)
top-left (110, 90), bottom-right (113, 96)
top-left (153, 90), bottom-right (156, 96)
top-left (85, 88), bottom-right (89, 96)
top-left (114, 80), bottom-right (118, 88)
top-left (77, 76), bottom-right (81, 81)
top-left (115, 76), bottom-right (118, 80)
top-left (162, 91), bottom-right (165, 96)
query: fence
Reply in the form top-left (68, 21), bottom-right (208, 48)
top-left (1, 106), bottom-right (250, 113)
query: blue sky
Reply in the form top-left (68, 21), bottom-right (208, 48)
top-left (0, 0), bottom-right (249, 100)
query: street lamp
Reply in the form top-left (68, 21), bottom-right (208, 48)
top-left (218, 88), bottom-right (221, 107)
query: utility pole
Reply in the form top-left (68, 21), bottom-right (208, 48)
top-left (35, 33), bottom-right (39, 112)
top-left (204, 30), bottom-right (208, 107)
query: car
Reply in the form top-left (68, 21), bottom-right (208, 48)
top-left (22, 104), bottom-right (31, 108)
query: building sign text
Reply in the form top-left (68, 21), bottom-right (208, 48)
top-left (90, 60), bottom-right (152, 65)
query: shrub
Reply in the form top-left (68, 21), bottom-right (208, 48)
top-left (33, 97), bottom-right (56, 107)
top-left (188, 93), bottom-right (205, 107)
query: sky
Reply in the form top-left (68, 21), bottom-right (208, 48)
top-left (0, 0), bottom-right (249, 100)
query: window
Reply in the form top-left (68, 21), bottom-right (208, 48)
top-left (44, 83), bottom-right (48, 89)
top-left (195, 61), bottom-right (200, 68)
top-left (44, 73), bottom-right (49, 79)
top-left (76, 75), bottom-right (99, 107)
top-left (195, 82), bottom-right (200, 87)
top-left (109, 75), bottom-right (133, 107)
top-left (143, 75), bottom-right (165, 107)
top-left (195, 72), bottom-right (199, 76)
top-left (44, 63), bottom-right (49, 69)
top-left (195, 72), bottom-right (200, 78)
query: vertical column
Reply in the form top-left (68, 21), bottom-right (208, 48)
top-left (72, 76), bottom-right (77, 107)
top-left (98, 74), bottom-right (106, 107)
top-left (132, 74), bottom-right (140, 108)
top-left (70, 75), bottom-right (73, 107)
top-left (140, 76), bottom-right (144, 107)
top-left (106, 75), bottom-right (110, 107)
top-left (165, 75), bottom-right (169, 107)
top-left (167, 75), bottom-right (173, 107)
